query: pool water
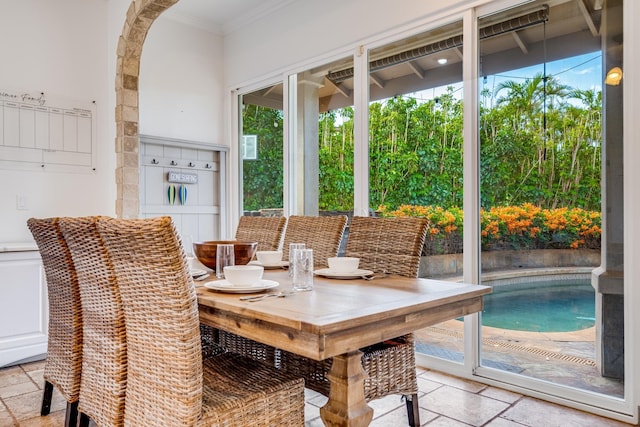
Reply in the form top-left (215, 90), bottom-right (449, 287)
top-left (480, 280), bottom-right (595, 332)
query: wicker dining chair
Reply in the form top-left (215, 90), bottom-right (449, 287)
top-left (281, 215), bottom-right (348, 268)
top-left (58, 216), bottom-right (126, 427)
top-left (217, 215), bottom-right (347, 364)
top-left (216, 215), bottom-right (288, 363)
top-left (96, 216), bottom-right (305, 426)
top-left (235, 215), bottom-right (287, 251)
top-left (27, 218), bottom-right (83, 427)
top-left (279, 215), bottom-right (429, 427)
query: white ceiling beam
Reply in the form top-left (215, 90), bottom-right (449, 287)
top-left (576, 0), bottom-right (599, 36)
top-left (262, 85), bottom-right (277, 96)
top-left (407, 61), bottom-right (425, 79)
top-left (369, 73), bottom-right (385, 89)
top-left (324, 78), bottom-right (350, 98)
top-left (453, 47), bottom-right (463, 60)
top-left (511, 31), bottom-right (529, 54)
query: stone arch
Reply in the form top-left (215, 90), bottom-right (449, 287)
top-left (114, 0), bottom-right (179, 218)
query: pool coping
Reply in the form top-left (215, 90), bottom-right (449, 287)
top-left (447, 266), bottom-right (595, 286)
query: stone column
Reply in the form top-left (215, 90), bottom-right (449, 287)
top-left (295, 72), bottom-right (323, 215)
top-left (592, 0), bottom-right (624, 379)
top-left (114, 0), bottom-right (179, 219)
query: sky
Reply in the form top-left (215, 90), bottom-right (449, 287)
top-left (488, 52), bottom-right (602, 92)
top-left (407, 52), bottom-right (602, 106)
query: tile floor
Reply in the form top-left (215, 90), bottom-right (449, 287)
top-left (0, 360), bottom-right (632, 426)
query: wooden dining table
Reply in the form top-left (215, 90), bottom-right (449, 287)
top-left (197, 269), bottom-right (491, 427)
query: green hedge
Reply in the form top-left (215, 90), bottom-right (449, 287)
top-left (378, 203), bottom-right (601, 255)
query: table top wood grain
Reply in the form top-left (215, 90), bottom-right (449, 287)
top-left (197, 270), bottom-right (491, 361)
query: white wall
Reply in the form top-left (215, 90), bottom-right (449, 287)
top-left (140, 16), bottom-right (224, 144)
top-left (223, 0), bottom-right (469, 87)
top-left (0, 0), bottom-right (114, 243)
top-left (0, 0), bottom-right (223, 243)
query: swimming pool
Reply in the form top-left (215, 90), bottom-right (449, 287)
top-left (480, 279), bottom-right (595, 333)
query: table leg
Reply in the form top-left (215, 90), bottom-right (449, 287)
top-left (320, 350), bottom-right (374, 427)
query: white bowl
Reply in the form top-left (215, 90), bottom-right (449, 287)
top-left (327, 257), bottom-right (360, 273)
top-left (223, 265), bottom-right (264, 285)
top-left (256, 250), bottom-right (283, 265)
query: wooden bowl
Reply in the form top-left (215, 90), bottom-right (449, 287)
top-left (192, 240), bottom-right (258, 271)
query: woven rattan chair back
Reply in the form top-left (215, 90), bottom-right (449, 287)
top-left (97, 216), bottom-right (203, 426)
top-left (234, 215), bottom-right (286, 251)
top-left (281, 215), bottom-right (347, 268)
top-left (279, 215), bottom-right (429, 427)
top-left (27, 217), bottom-right (82, 427)
top-left (220, 215), bottom-right (287, 365)
top-left (345, 216), bottom-right (429, 277)
top-left (97, 216), bottom-right (305, 426)
top-left (59, 217), bottom-right (126, 427)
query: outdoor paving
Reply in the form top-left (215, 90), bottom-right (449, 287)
top-left (414, 319), bottom-right (624, 397)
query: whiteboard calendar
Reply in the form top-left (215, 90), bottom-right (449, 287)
top-left (0, 89), bottom-right (97, 172)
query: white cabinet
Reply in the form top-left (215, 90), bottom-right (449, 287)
top-left (0, 246), bottom-right (47, 367)
top-left (139, 135), bottom-right (226, 241)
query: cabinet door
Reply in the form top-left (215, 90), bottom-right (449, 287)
top-left (0, 251), bottom-right (48, 367)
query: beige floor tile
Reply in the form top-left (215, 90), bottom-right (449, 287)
top-left (419, 370), bottom-right (487, 393)
top-left (501, 397), bottom-right (630, 427)
top-left (417, 376), bottom-right (446, 394)
top-left (367, 394), bottom-right (405, 417)
top-left (0, 381), bottom-right (39, 399)
top-left (479, 386), bottom-right (523, 404)
top-left (370, 405), bottom-right (437, 426)
top-left (0, 367), bottom-right (32, 388)
top-left (0, 362), bottom-right (633, 427)
top-left (0, 404), bottom-right (17, 426)
top-left (18, 362), bottom-right (45, 374)
top-left (25, 371), bottom-right (44, 389)
top-left (3, 389), bottom-right (65, 421)
top-left (485, 417), bottom-right (529, 427)
top-left (420, 385), bottom-right (510, 426)
top-left (304, 400), bottom-right (321, 424)
top-left (18, 410), bottom-right (66, 427)
top-left (423, 415), bottom-right (473, 426)
top-left (304, 416), bottom-right (325, 427)
top-left (305, 391), bottom-right (328, 407)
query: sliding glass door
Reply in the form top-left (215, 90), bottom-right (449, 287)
top-left (362, 19), bottom-right (467, 365)
top-left (475, 0), bottom-right (625, 408)
top-left (233, 0), bottom-right (630, 419)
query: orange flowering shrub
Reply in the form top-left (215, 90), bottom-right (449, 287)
top-left (378, 203), bottom-right (601, 254)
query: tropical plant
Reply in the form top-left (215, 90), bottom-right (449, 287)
top-left (242, 73), bottom-right (602, 217)
top-left (378, 203), bottom-right (600, 254)
top-left (241, 104), bottom-right (284, 211)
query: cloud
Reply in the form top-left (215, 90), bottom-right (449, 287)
top-left (575, 67), bottom-right (595, 76)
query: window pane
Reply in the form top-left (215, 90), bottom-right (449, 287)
top-left (293, 56), bottom-right (354, 215)
top-left (478, 0), bottom-right (622, 398)
top-left (240, 83), bottom-right (284, 215)
top-left (366, 20), bottom-right (465, 364)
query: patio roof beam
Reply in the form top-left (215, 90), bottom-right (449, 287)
top-left (407, 61), bottom-right (425, 79)
top-left (327, 6), bottom-right (549, 84)
top-left (576, 0), bottom-right (599, 36)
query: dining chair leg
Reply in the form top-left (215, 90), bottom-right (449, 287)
top-left (405, 393), bottom-right (420, 427)
top-left (78, 412), bottom-right (91, 427)
top-left (40, 381), bottom-right (53, 416)
top-left (64, 401), bottom-right (79, 427)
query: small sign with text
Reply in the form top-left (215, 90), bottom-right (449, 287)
top-left (167, 171), bottom-right (198, 184)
